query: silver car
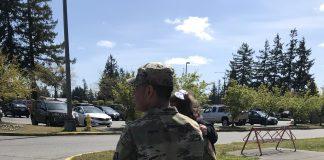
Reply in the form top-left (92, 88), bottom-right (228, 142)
top-left (73, 106), bottom-right (112, 127)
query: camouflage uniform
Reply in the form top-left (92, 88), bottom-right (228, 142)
top-left (113, 62), bottom-right (204, 160)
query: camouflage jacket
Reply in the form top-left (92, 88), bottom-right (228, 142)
top-left (113, 106), bottom-right (204, 160)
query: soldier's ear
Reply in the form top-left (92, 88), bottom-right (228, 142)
top-left (145, 84), bottom-right (155, 99)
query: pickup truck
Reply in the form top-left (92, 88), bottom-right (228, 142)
top-left (201, 105), bottom-right (248, 126)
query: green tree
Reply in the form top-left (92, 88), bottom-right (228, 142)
top-left (0, 0), bottom-right (23, 63)
top-left (72, 86), bottom-right (85, 102)
top-left (229, 43), bottom-right (254, 87)
top-left (98, 54), bottom-right (119, 100)
top-left (0, 55), bottom-right (30, 101)
top-left (294, 37), bottom-right (314, 94)
top-left (20, 0), bottom-right (64, 99)
top-left (175, 72), bottom-right (209, 105)
top-left (281, 29), bottom-right (298, 94)
top-left (268, 34), bottom-right (284, 91)
top-left (254, 40), bottom-right (271, 88)
top-left (208, 83), bottom-right (217, 104)
top-left (224, 80), bottom-right (255, 126)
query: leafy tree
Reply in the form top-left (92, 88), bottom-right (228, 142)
top-left (223, 80), bottom-right (255, 126)
top-left (35, 64), bottom-right (65, 98)
top-left (174, 72), bottom-right (209, 105)
top-left (0, 55), bottom-right (30, 101)
top-left (38, 86), bottom-right (50, 97)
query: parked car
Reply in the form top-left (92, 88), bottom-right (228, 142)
top-left (74, 106), bottom-right (112, 127)
top-left (30, 100), bottom-right (79, 126)
top-left (201, 105), bottom-right (248, 126)
top-left (109, 104), bottom-right (126, 120)
top-left (96, 106), bottom-right (120, 121)
top-left (248, 110), bottom-right (278, 125)
top-left (0, 108), bottom-right (3, 121)
top-left (2, 103), bottom-right (30, 118)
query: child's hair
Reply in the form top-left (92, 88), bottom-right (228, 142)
top-left (170, 91), bottom-right (199, 120)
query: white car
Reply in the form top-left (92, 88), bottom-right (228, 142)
top-left (202, 105), bottom-right (248, 126)
top-left (73, 106), bottom-right (112, 127)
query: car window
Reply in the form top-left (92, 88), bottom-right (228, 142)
top-left (102, 106), bottom-right (117, 113)
top-left (46, 102), bottom-right (67, 111)
top-left (212, 107), bottom-right (217, 112)
top-left (83, 106), bottom-right (103, 113)
top-left (204, 108), bottom-right (211, 113)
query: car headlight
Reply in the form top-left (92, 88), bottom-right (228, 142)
top-left (72, 112), bottom-right (79, 118)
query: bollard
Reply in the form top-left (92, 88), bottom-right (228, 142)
top-left (85, 114), bottom-right (92, 131)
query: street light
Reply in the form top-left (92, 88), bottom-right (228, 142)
top-left (63, 0), bottom-right (76, 131)
top-left (185, 62), bottom-right (190, 75)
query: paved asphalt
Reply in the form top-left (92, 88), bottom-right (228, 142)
top-left (1, 117), bottom-right (324, 160)
top-left (1, 129), bottom-right (324, 160)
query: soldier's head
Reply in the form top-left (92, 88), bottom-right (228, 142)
top-left (128, 62), bottom-right (174, 111)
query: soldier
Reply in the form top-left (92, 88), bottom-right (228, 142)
top-left (113, 62), bottom-right (204, 160)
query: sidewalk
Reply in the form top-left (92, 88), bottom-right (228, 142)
top-left (229, 148), bottom-right (324, 160)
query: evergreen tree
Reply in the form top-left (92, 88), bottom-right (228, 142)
top-left (268, 34), bottom-right (284, 91)
top-left (209, 83), bottom-right (217, 104)
top-left (88, 89), bottom-right (95, 103)
top-left (20, 0), bottom-right (64, 99)
top-left (0, 0), bottom-right (23, 63)
top-left (306, 78), bottom-right (318, 96)
top-left (254, 40), bottom-right (271, 88)
top-left (234, 43), bottom-right (254, 86)
top-left (72, 86), bottom-right (85, 102)
top-left (294, 37), bottom-right (314, 94)
top-left (228, 59), bottom-right (238, 81)
top-left (281, 29), bottom-right (298, 94)
top-left (98, 54), bottom-right (120, 100)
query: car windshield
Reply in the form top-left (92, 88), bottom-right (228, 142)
top-left (256, 111), bottom-right (267, 117)
top-left (46, 102), bottom-right (67, 111)
top-left (83, 106), bottom-right (103, 113)
top-left (101, 106), bottom-right (118, 113)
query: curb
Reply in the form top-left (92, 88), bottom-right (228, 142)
top-left (0, 131), bottom-right (122, 136)
top-left (65, 151), bottom-right (102, 160)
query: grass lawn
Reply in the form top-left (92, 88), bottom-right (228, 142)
top-left (0, 122), bottom-right (103, 134)
top-left (71, 137), bottom-right (324, 160)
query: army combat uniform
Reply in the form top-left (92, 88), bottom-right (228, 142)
top-left (113, 106), bottom-right (204, 160)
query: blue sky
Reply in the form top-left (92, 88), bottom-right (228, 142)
top-left (49, 0), bottom-right (324, 92)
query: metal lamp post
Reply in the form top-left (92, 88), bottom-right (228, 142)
top-left (185, 62), bottom-right (190, 75)
top-left (63, 0), bottom-right (76, 131)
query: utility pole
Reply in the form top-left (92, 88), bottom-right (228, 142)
top-left (185, 62), bottom-right (190, 75)
top-left (63, 0), bottom-right (76, 131)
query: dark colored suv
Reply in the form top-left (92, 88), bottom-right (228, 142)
top-left (96, 106), bottom-right (120, 121)
top-left (30, 100), bottom-right (78, 126)
top-left (2, 103), bottom-right (30, 118)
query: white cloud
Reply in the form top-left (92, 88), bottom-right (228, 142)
top-left (165, 55), bottom-right (212, 66)
top-left (165, 17), bottom-right (214, 41)
top-left (96, 40), bottom-right (116, 48)
top-left (320, 3), bottom-right (324, 12)
top-left (318, 43), bottom-right (324, 48)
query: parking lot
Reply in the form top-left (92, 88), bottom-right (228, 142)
top-left (1, 116), bottom-right (126, 128)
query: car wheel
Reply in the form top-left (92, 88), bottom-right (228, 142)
top-left (31, 117), bottom-right (38, 125)
top-left (222, 118), bottom-right (229, 126)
